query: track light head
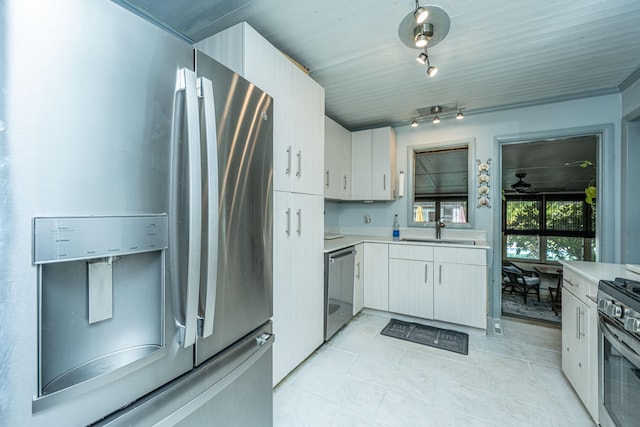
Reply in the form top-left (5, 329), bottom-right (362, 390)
top-left (456, 110), bottom-right (464, 120)
top-left (416, 51), bottom-right (428, 64)
top-left (414, 6), bottom-right (428, 24)
top-left (433, 115), bottom-right (440, 124)
top-left (411, 119), bottom-right (418, 127)
top-left (413, 23), bottom-right (433, 48)
top-left (427, 65), bottom-right (438, 77)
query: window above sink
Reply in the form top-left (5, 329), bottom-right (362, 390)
top-left (406, 138), bottom-right (476, 228)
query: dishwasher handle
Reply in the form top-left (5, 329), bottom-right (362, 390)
top-left (329, 249), bottom-right (356, 261)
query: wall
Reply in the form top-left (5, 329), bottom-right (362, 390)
top-left (622, 77), bottom-right (640, 118)
top-left (331, 93), bottom-right (622, 318)
top-left (621, 78), bottom-right (640, 263)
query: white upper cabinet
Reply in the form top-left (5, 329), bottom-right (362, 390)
top-left (324, 116), bottom-right (351, 199)
top-left (196, 22), bottom-right (325, 196)
top-left (291, 69), bottom-right (325, 196)
top-left (351, 127), bottom-right (397, 201)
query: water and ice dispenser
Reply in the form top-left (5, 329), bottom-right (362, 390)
top-left (33, 215), bottom-right (168, 397)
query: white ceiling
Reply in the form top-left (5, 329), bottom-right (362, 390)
top-left (116, 0), bottom-right (640, 131)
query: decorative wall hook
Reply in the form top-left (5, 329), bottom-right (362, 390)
top-left (477, 158), bottom-right (492, 208)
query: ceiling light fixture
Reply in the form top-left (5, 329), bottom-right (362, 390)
top-left (399, 6), bottom-right (449, 78)
top-left (409, 105), bottom-right (465, 126)
top-left (414, 1), bottom-right (429, 24)
top-left (511, 173), bottom-right (533, 193)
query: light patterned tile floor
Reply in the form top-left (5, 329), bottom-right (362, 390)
top-left (273, 310), bottom-right (595, 427)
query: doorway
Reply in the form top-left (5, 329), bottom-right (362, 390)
top-left (499, 135), bottom-right (597, 324)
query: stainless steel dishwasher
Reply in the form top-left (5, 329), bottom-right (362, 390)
top-left (324, 246), bottom-right (356, 341)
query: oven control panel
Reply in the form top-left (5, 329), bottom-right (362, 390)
top-left (598, 279), bottom-right (640, 337)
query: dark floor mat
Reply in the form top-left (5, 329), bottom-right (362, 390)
top-left (380, 318), bottom-right (469, 355)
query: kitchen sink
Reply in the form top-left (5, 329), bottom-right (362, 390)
top-left (400, 237), bottom-right (476, 245)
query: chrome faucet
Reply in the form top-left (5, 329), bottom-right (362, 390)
top-left (435, 221), bottom-right (445, 239)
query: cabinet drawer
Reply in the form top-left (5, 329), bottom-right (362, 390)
top-left (563, 268), bottom-right (596, 303)
top-left (435, 247), bottom-right (486, 265)
top-left (389, 244), bottom-right (433, 261)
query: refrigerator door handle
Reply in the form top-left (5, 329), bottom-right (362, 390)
top-left (197, 76), bottom-right (218, 340)
top-left (178, 67), bottom-right (202, 348)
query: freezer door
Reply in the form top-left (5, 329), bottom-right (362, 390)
top-left (194, 51), bottom-right (274, 365)
top-left (93, 322), bottom-right (274, 427)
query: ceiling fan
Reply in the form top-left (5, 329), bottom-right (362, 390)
top-left (511, 172), bottom-right (536, 193)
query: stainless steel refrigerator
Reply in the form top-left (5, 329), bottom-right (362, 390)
top-left (1, 1), bottom-right (273, 425)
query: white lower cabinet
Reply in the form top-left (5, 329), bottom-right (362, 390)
top-left (362, 243), bottom-right (487, 329)
top-left (433, 247), bottom-right (487, 329)
top-left (363, 243), bottom-right (389, 311)
top-left (353, 243), bottom-right (364, 315)
top-left (562, 288), bottom-right (590, 407)
top-left (388, 245), bottom-right (434, 319)
top-left (561, 268), bottom-right (598, 421)
top-left (433, 262), bottom-right (486, 328)
top-left (272, 191), bottom-right (324, 386)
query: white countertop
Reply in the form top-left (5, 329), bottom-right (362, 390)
top-left (560, 260), bottom-right (640, 283)
top-left (560, 260), bottom-right (640, 302)
top-left (324, 234), bottom-right (491, 253)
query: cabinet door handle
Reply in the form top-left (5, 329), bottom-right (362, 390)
top-left (383, 174), bottom-right (386, 190)
top-left (285, 208), bottom-right (291, 236)
top-left (343, 174), bottom-right (347, 191)
top-left (296, 209), bottom-right (302, 236)
top-left (425, 264), bottom-right (428, 283)
top-left (286, 146), bottom-right (292, 176)
top-left (579, 308), bottom-right (585, 338)
top-left (439, 265), bottom-right (442, 284)
top-left (296, 150), bottom-right (302, 178)
top-left (356, 261), bottom-right (361, 279)
top-left (576, 307), bottom-right (586, 339)
top-left (325, 170), bottom-right (330, 187)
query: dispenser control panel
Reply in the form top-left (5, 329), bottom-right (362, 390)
top-left (33, 215), bottom-right (168, 264)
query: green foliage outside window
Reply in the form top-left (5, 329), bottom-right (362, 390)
top-left (503, 195), bottom-right (595, 262)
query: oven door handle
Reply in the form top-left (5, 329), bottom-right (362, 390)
top-left (599, 317), bottom-right (640, 367)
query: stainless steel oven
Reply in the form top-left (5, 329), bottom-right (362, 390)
top-left (597, 278), bottom-right (640, 427)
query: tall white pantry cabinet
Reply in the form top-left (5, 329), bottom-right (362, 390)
top-left (196, 23), bottom-right (325, 386)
